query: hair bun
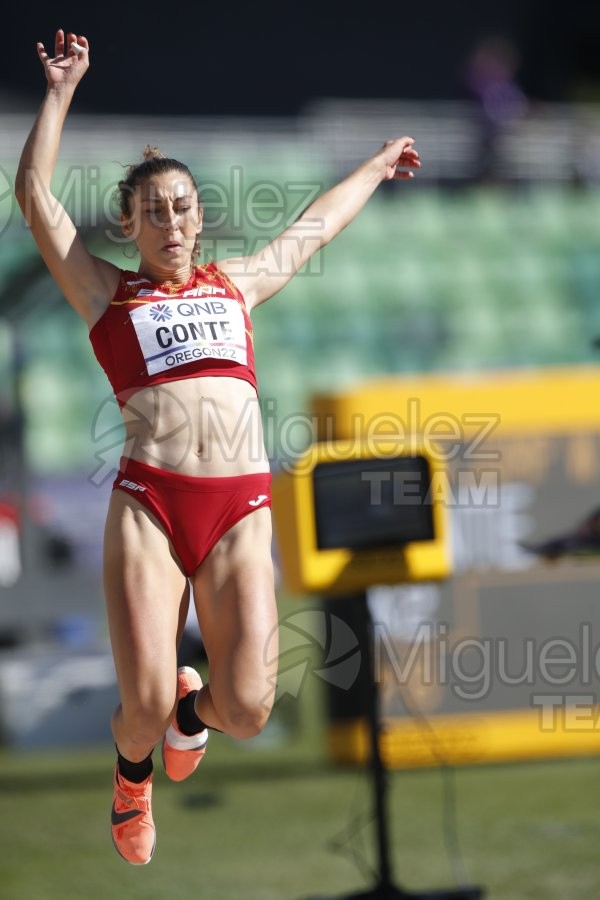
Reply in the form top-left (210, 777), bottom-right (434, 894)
top-left (143, 145), bottom-right (166, 161)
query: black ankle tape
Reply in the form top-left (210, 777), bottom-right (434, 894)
top-left (176, 691), bottom-right (224, 735)
top-left (176, 690), bottom-right (206, 736)
top-left (116, 749), bottom-right (153, 783)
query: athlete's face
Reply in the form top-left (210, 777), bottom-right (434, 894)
top-left (122, 171), bottom-right (203, 270)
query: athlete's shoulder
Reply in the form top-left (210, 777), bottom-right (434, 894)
top-left (118, 268), bottom-right (153, 286)
top-left (109, 269), bottom-right (154, 302)
top-left (196, 260), bottom-right (247, 304)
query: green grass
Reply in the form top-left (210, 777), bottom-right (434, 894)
top-left (0, 726), bottom-right (598, 900)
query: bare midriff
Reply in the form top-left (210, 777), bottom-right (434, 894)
top-left (120, 376), bottom-right (268, 477)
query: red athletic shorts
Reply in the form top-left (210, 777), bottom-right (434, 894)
top-left (112, 457), bottom-right (272, 576)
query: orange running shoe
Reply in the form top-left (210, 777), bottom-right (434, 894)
top-left (111, 767), bottom-right (155, 865)
top-left (162, 665), bottom-right (208, 782)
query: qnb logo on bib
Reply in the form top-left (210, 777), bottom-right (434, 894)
top-left (149, 303), bottom-right (173, 323)
top-left (130, 297), bottom-right (248, 376)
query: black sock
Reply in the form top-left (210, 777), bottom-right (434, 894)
top-left (176, 690), bottom-right (210, 736)
top-left (117, 749), bottom-right (153, 783)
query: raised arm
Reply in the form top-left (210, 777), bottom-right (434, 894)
top-left (220, 137), bottom-right (420, 310)
top-left (15, 30), bottom-right (119, 325)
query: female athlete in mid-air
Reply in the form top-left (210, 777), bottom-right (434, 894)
top-left (15, 29), bottom-right (420, 864)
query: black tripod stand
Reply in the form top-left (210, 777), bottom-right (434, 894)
top-left (331, 594), bottom-right (484, 900)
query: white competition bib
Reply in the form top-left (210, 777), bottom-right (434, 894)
top-left (130, 296), bottom-right (248, 376)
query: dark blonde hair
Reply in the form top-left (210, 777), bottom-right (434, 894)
top-left (117, 146), bottom-right (201, 260)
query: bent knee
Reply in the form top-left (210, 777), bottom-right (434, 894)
top-left (222, 698), bottom-right (272, 740)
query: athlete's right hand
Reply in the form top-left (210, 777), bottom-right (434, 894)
top-left (37, 29), bottom-right (89, 90)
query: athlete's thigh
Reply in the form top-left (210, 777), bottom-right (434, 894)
top-left (103, 488), bottom-right (189, 709)
top-left (191, 508), bottom-right (278, 701)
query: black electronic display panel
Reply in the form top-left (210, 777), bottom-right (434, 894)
top-left (313, 455), bottom-right (434, 551)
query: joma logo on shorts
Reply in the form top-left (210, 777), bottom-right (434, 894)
top-left (119, 479), bottom-right (146, 492)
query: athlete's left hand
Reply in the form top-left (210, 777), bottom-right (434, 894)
top-left (376, 138), bottom-right (421, 180)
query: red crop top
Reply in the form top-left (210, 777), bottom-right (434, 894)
top-left (89, 262), bottom-right (257, 408)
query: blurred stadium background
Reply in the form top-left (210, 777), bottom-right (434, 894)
top-left (2, 3), bottom-right (600, 899)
